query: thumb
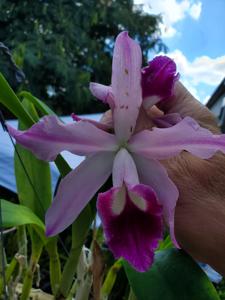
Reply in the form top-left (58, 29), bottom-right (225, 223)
top-left (157, 81), bottom-right (219, 133)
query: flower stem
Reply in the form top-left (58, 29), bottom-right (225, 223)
top-left (46, 237), bottom-right (61, 296)
top-left (127, 288), bottom-right (137, 300)
top-left (100, 259), bottom-right (122, 300)
top-left (66, 279), bottom-right (77, 300)
top-left (20, 230), bottom-right (43, 300)
top-left (17, 226), bottom-right (28, 268)
top-left (58, 204), bottom-right (94, 298)
top-left (0, 256), bottom-right (18, 295)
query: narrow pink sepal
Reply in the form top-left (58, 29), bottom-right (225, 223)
top-left (7, 115), bottom-right (117, 161)
top-left (112, 31), bottom-right (142, 141)
top-left (71, 113), bottom-right (111, 131)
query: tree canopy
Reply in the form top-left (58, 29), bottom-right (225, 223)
top-left (0, 0), bottom-right (166, 115)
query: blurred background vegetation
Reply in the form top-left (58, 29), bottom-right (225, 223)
top-left (0, 0), bottom-right (166, 116)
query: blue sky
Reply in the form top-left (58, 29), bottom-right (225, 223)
top-left (134, 0), bottom-right (225, 103)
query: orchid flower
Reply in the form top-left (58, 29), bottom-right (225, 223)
top-left (8, 32), bottom-right (225, 272)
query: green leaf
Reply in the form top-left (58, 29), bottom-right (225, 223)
top-left (14, 99), bottom-right (52, 220)
top-left (45, 238), bottom-right (62, 296)
top-left (59, 203), bottom-right (95, 297)
top-left (101, 259), bottom-right (123, 299)
top-left (19, 91), bottom-right (57, 116)
top-left (18, 91), bottom-right (72, 177)
top-left (0, 74), bottom-right (71, 178)
top-left (0, 73), bottom-right (34, 127)
top-left (157, 234), bottom-right (173, 250)
top-left (124, 249), bottom-right (220, 300)
top-left (0, 199), bottom-right (44, 230)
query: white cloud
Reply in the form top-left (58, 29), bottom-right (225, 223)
top-left (133, 0), bottom-right (202, 38)
top-left (166, 50), bottom-right (225, 86)
top-left (159, 23), bottom-right (177, 39)
top-left (162, 50), bottom-right (225, 102)
top-left (189, 2), bottom-right (202, 19)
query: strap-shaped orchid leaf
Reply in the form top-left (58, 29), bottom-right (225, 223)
top-left (0, 73), bottom-right (71, 177)
top-left (0, 74), bottom-right (94, 297)
top-left (1, 199), bottom-right (44, 230)
top-left (18, 91), bottom-right (57, 117)
top-left (14, 99), bottom-right (52, 220)
top-left (18, 91), bottom-right (71, 176)
top-left (124, 249), bottom-right (220, 300)
top-left (0, 73), bottom-right (34, 127)
top-left (1, 199), bottom-right (47, 244)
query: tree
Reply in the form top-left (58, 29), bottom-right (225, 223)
top-left (0, 0), bottom-right (166, 115)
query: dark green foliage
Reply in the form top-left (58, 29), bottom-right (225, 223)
top-left (124, 249), bottom-right (220, 300)
top-left (0, 0), bottom-right (165, 115)
top-left (215, 279), bottom-right (225, 300)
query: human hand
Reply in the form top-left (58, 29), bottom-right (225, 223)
top-left (156, 82), bottom-right (225, 277)
top-left (101, 81), bottom-right (225, 276)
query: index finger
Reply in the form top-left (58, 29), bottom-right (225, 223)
top-left (157, 81), bottom-right (219, 133)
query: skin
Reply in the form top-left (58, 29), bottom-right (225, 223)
top-left (102, 82), bottom-right (225, 276)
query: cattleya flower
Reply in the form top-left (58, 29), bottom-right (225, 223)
top-left (8, 32), bottom-right (225, 272)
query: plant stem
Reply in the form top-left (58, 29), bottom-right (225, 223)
top-left (46, 238), bottom-right (61, 296)
top-left (100, 260), bottom-right (122, 300)
top-left (66, 280), bottom-right (77, 300)
top-left (58, 204), bottom-right (94, 298)
top-left (0, 256), bottom-right (18, 295)
top-left (17, 226), bottom-right (28, 268)
top-left (20, 230), bottom-right (43, 300)
top-left (128, 288), bottom-right (137, 300)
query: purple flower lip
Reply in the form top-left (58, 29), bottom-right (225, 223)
top-left (97, 183), bottom-right (163, 272)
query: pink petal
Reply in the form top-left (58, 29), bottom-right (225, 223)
top-left (112, 148), bottom-right (139, 187)
top-left (142, 56), bottom-right (179, 108)
top-left (71, 113), bottom-right (111, 131)
top-left (153, 113), bottom-right (182, 128)
top-left (129, 116), bottom-right (225, 160)
top-left (133, 154), bottom-right (179, 247)
top-left (89, 83), bottom-right (114, 108)
top-left (46, 152), bottom-right (114, 236)
top-left (7, 115), bottom-right (117, 161)
top-left (97, 184), bottom-right (163, 272)
top-left (112, 31), bottom-right (142, 141)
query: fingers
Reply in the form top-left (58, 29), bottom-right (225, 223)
top-left (134, 106), bottom-right (164, 132)
top-left (173, 153), bottom-right (225, 277)
top-left (157, 81), bottom-right (219, 133)
top-left (100, 110), bottom-right (113, 128)
top-left (102, 81), bottom-right (219, 133)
